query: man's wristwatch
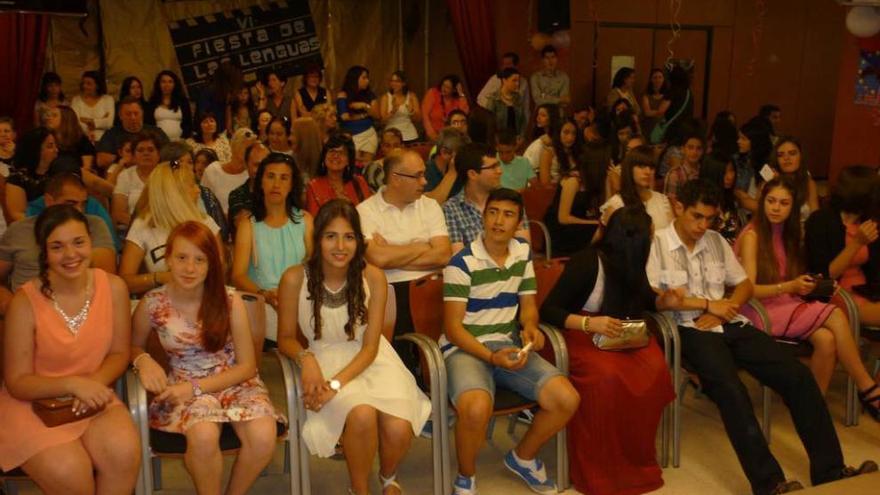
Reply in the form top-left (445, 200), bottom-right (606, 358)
top-left (189, 378), bottom-right (203, 397)
top-left (328, 379), bottom-right (341, 392)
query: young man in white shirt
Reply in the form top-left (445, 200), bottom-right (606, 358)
top-left (647, 179), bottom-right (876, 495)
top-left (358, 150), bottom-right (452, 371)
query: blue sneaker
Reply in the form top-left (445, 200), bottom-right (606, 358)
top-left (452, 473), bottom-right (477, 495)
top-left (503, 450), bottom-right (556, 493)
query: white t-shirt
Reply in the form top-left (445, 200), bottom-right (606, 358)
top-left (357, 190), bottom-right (449, 283)
top-left (154, 105), bottom-right (183, 141)
top-left (523, 137), bottom-right (547, 174)
top-left (200, 161), bottom-right (249, 216)
top-left (126, 216), bottom-right (220, 273)
top-left (70, 94), bottom-right (115, 141)
top-left (114, 166), bottom-right (147, 215)
top-left (600, 191), bottom-right (673, 230)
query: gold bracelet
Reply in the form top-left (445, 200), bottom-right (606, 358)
top-left (777, 283), bottom-right (783, 295)
top-left (581, 315), bottom-right (590, 332)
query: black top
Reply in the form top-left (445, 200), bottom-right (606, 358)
top-left (298, 86), bottom-right (328, 112)
top-left (805, 207), bottom-right (880, 285)
top-left (58, 135), bottom-right (95, 164)
top-left (543, 183), bottom-right (599, 256)
top-left (539, 247), bottom-right (657, 328)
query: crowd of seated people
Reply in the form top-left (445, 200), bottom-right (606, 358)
top-left (1, 56), bottom-right (880, 495)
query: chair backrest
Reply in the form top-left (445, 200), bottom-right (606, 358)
top-left (408, 272), bottom-right (445, 341)
top-left (383, 283), bottom-right (396, 342)
top-left (522, 184), bottom-right (558, 224)
top-left (534, 257), bottom-right (568, 310)
top-left (240, 291), bottom-right (267, 360)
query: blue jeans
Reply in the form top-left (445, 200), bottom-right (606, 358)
top-left (445, 339), bottom-right (563, 406)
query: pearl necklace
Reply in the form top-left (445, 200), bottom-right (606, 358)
top-left (52, 275), bottom-right (93, 337)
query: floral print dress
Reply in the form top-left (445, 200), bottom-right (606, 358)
top-left (145, 285), bottom-right (281, 433)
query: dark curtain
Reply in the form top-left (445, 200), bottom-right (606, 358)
top-left (444, 0), bottom-right (497, 99)
top-left (0, 13), bottom-right (49, 132)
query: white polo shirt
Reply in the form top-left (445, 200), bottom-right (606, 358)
top-left (357, 188), bottom-right (449, 283)
top-left (646, 222), bottom-right (749, 332)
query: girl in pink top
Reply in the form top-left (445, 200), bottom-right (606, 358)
top-left (0, 204), bottom-right (139, 491)
top-left (735, 178), bottom-right (880, 406)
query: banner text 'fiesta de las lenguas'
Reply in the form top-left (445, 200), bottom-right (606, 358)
top-left (168, 1), bottom-right (323, 94)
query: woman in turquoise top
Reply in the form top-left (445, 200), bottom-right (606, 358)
top-left (232, 152), bottom-right (313, 341)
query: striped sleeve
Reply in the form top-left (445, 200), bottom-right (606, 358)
top-left (443, 252), bottom-right (471, 302)
top-left (518, 258), bottom-right (537, 295)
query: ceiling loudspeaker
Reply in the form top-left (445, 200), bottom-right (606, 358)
top-left (537, 0), bottom-right (570, 33)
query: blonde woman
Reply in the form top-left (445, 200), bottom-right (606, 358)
top-left (118, 161), bottom-right (222, 295)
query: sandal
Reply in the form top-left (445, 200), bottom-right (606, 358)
top-left (380, 472), bottom-right (403, 494)
top-left (858, 384), bottom-right (880, 421)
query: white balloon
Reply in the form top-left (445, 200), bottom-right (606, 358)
top-left (846, 6), bottom-right (880, 38)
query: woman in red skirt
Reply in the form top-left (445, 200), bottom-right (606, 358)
top-left (540, 205), bottom-right (678, 495)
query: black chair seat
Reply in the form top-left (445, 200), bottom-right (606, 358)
top-left (863, 326), bottom-right (880, 342)
top-left (0, 467), bottom-right (26, 478)
top-left (775, 338), bottom-right (814, 358)
top-left (150, 421), bottom-right (287, 454)
top-left (494, 387), bottom-right (533, 412)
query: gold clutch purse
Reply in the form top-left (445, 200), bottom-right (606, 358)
top-left (592, 319), bottom-right (650, 351)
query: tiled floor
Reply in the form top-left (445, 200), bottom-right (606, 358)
top-left (7, 358), bottom-right (880, 494)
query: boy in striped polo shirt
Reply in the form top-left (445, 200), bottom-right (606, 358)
top-left (442, 188), bottom-right (579, 495)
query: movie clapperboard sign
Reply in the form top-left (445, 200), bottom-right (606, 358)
top-left (168, 1), bottom-right (323, 95)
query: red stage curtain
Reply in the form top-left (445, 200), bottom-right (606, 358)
top-left (445, 0), bottom-right (497, 100)
top-left (0, 13), bottom-right (49, 132)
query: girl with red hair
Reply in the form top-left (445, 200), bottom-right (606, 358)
top-left (130, 221), bottom-right (280, 494)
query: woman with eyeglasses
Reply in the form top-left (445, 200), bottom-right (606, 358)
top-left (305, 132), bottom-right (372, 216)
top-left (232, 153), bottom-right (313, 341)
top-left (160, 141), bottom-right (229, 243)
top-left (111, 131), bottom-right (162, 230)
top-left (118, 161), bottom-right (222, 295)
top-left (379, 71), bottom-right (421, 143)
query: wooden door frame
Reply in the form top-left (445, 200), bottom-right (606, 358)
top-left (591, 22), bottom-right (714, 119)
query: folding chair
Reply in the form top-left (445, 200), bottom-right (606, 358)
top-left (522, 184), bottom-right (558, 259)
top-left (286, 284), bottom-right (447, 494)
top-left (126, 291), bottom-right (297, 494)
top-left (404, 272), bottom-right (570, 493)
top-left (750, 289), bottom-right (860, 426)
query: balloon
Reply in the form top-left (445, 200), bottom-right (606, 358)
top-left (530, 32), bottom-right (552, 51)
top-left (846, 6), bottom-right (880, 39)
top-left (551, 30), bottom-right (571, 49)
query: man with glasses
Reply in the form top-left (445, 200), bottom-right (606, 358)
top-left (443, 143), bottom-right (530, 254)
top-left (357, 150), bottom-right (452, 373)
top-left (425, 127), bottom-right (469, 204)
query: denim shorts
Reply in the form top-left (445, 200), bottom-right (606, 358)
top-left (445, 339), bottom-right (564, 406)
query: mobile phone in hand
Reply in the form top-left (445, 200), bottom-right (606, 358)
top-left (517, 342), bottom-right (534, 360)
top-left (759, 164), bottom-right (776, 182)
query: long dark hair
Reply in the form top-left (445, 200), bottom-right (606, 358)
top-left (148, 70), bottom-right (187, 112)
top-left (118, 76), bottom-right (142, 101)
top-left (14, 127), bottom-right (55, 175)
top-left (710, 112), bottom-right (738, 157)
top-left (38, 72), bottom-right (64, 102)
top-left (576, 142), bottom-right (611, 212)
top-left (620, 145), bottom-right (656, 207)
top-left (644, 68), bottom-right (669, 97)
top-left (611, 67), bottom-right (635, 90)
top-left (35, 204), bottom-right (91, 299)
top-left (81, 70), bottom-right (107, 96)
top-left (387, 70), bottom-right (409, 95)
top-left (769, 136), bottom-right (809, 207)
top-left (830, 165), bottom-right (879, 219)
top-left (526, 103), bottom-right (560, 141)
top-left (316, 132), bottom-right (364, 201)
top-left (754, 177), bottom-right (802, 284)
top-left (306, 199), bottom-right (368, 340)
top-left (251, 153), bottom-right (304, 223)
top-left (699, 152), bottom-right (736, 212)
top-left (551, 118), bottom-right (583, 176)
top-left (598, 205), bottom-right (654, 318)
top-left (340, 65), bottom-right (374, 104)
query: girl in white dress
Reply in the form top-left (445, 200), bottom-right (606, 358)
top-left (278, 199), bottom-right (430, 495)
